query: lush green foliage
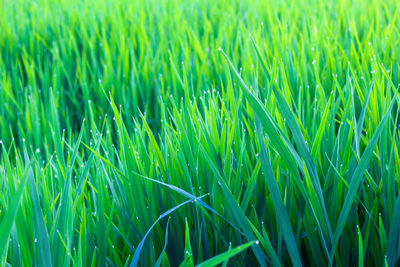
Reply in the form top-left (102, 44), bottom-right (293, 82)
top-left (1, 0), bottom-right (400, 266)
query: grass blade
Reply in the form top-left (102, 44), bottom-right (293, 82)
top-left (0, 163), bottom-right (31, 259)
top-left (196, 241), bottom-right (256, 267)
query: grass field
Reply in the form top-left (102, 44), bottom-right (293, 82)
top-left (1, 0), bottom-right (400, 266)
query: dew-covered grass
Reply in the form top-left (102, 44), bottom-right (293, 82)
top-left (0, 0), bottom-right (400, 266)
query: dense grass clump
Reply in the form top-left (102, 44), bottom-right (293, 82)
top-left (1, 0), bottom-right (400, 266)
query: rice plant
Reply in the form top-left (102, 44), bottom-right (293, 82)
top-left (0, 0), bottom-right (399, 266)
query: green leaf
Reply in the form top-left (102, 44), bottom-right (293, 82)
top-left (154, 219), bottom-right (170, 267)
top-left (130, 196), bottom-right (207, 267)
top-left (0, 162), bottom-right (32, 259)
top-left (196, 241), bottom-right (256, 267)
top-left (331, 98), bottom-right (396, 259)
top-left (386, 193), bottom-right (400, 266)
top-left (255, 118), bottom-right (302, 266)
top-left (23, 146), bottom-right (52, 267)
top-left (180, 218), bottom-right (194, 267)
top-left (358, 226), bottom-right (363, 267)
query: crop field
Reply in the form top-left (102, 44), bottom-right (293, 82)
top-left (1, 0), bottom-right (400, 266)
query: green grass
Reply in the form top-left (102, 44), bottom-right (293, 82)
top-left (0, 0), bottom-right (400, 266)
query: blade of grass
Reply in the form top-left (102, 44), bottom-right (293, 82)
top-left (129, 195), bottom-right (207, 267)
top-left (23, 146), bottom-right (52, 267)
top-left (255, 117), bottom-right (302, 266)
top-left (0, 163), bottom-right (32, 259)
top-left (196, 241), bottom-right (256, 267)
top-left (330, 97), bottom-right (396, 259)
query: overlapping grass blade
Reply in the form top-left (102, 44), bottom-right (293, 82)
top-left (330, 97), bottom-right (396, 259)
top-left (196, 241), bottom-right (256, 267)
